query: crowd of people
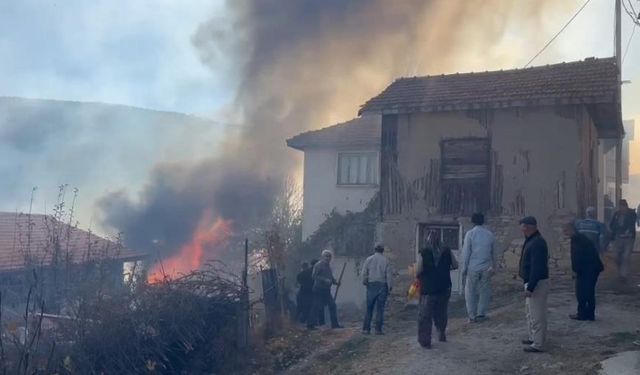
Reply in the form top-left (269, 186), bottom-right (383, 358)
top-left (294, 199), bottom-right (637, 354)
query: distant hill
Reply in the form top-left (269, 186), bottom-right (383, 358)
top-left (0, 96), bottom-right (222, 225)
top-left (0, 97), bottom-right (215, 147)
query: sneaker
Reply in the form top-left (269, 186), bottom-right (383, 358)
top-left (569, 314), bottom-right (588, 321)
top-left (523, 346), bottom-right (544, 353)
top-left (420, 342), bottom-right (432, 349)
top-left (468, 318), bottom-right (477, 323)
top-left (438, 333), bottom-right (447, 342)
top-left (521, 339), bottom-right (534, 345)
top-left (476, 315), bottom-right (487, 321)
top-left (375, 331), bottom-right (385, 336)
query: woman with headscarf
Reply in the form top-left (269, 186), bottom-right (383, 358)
top-left (416, 230), bottom-right (458, 348)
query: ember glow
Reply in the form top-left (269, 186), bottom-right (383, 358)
top-left (148, 213), bottom-right (233, 283)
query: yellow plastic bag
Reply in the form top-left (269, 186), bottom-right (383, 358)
top-left (407, 279), bottom-right (421, 301)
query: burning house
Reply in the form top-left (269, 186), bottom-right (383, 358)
top-left (0, 211), bottom-right (146, 316)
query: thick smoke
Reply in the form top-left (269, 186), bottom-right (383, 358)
top-left (99, 0), bottom-right (565, 260)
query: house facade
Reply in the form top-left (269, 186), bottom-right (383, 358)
top-left (287, 116), bottom-right (381, 240)
top-left (358, 57), bottom-right (623, 271)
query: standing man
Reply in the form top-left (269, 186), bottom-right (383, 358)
top-left (307, 250), bottom-right (342, 330)
top-left (296, 262), bottom-right (314, 323)
top-left (609, 199), bottom-right (637, 282)
top-left (563, 222), bottom-right (604, 321)
top-left (518, 216), bottom-right (550, 353)
top-left (416, 231), bottom-right (458, 349)
top-left (461, 212), bottom-right (496, 323)
top-left (575, 207), bottom-right (608, 254)
top-left (361, 244), bottom-right (393, 335)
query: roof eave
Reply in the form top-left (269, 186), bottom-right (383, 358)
top-left (285, 139), bottom-right (305, 151)
top-left (360, 95), bottom-right (618, 116)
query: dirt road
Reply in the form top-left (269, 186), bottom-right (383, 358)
top-left (285, 260), bottom-right (640, 375)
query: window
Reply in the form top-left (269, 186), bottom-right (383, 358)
top-left (337, 152), bottom-right (378, 185)
top-left (417, 223), bottom-right (461, 251)
top-left (440, 138), bottom-right (490, 214)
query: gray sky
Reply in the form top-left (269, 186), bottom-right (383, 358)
top-left (0, 0), bottom-right (638, 230)
top-left (0, 0), bottom-right (230, 114)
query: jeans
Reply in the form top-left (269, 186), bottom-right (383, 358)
top-left (613, 238), bottom-right (634, 280)
top-left (575, 272), bottom-right (599, 319)
top-left (464, 270), bottom-right (492, 320)
top-left (307, 288), bottom-right (339, 328)
top-left (362, 282), bottom-right (388, 333)
top-left (417, 289), bottom-right (451, 347)
top-left (525, 279), bottom-right (549, 350)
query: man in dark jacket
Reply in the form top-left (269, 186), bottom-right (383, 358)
top-left (563, 222), bottom-right (604, 321)
top-left (296, 262), bottom-right (314, 323)
top-left (609, 199), bottom-right (637, 282)
top-left (307, 250), bottom-right (342, 330)
top-left (518, 216), bottom-right (549, 353)
top-left (416, 231), bottom-right (458, 349)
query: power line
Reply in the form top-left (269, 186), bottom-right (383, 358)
top-left (524, 0), bottom-right (593, 68)
top-left (622, 23), bottom-right (637, 65)
top-left (622, 0), bottom-right (640, 26)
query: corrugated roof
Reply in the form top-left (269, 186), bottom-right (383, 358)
top-left (359, 57), bottom-right (619, 115)
top-left (0, 212), bottom-right (143, 272)
top-left (286, 116), bottom-right (381, 151)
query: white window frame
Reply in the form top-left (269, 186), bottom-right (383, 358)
top-left (336, 151), bottom-right (379, 186)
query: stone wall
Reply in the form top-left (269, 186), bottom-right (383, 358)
top-left (488, 211), bottom-right (575, 278)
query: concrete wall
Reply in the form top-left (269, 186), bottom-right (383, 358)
top-left (380, 106), bottom-right (599, 273)
top-left (333, 256), bottom-right (366, 314)
top-left (302, 146), bottom-right (379, 239)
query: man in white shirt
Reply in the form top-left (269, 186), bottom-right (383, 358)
top-left (461, 213), bottom-right (497, 322)
top-left (361, 244), bottom-right (393, 335)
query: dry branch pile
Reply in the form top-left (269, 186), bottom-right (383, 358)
top-left (65, 263), bottom-right (244, 374)
top-left (1, 263), bottom-right (249, 374)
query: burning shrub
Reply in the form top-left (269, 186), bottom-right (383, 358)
top-left (57, 263), bottom-right (246, 374)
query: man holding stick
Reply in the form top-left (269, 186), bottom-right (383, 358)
top-left (307, 250), bottom-right (343, 330)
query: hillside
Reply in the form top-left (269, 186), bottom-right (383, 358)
top-left (0, 96), bottom-right (220, 225)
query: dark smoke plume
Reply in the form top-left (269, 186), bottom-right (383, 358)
top-left (99, 0), bottom-right (563, 260)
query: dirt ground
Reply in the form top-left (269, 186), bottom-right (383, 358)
top-left (283, 254), bottom-right (640, 375)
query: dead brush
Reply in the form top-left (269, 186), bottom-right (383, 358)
top-left (55, 261), bottom-right (246, 374)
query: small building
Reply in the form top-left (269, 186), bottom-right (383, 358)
top-left (357, 57), bottom-right (623, 271)
top-left (287, 116), bottom-right (381, 240)
top-left (0, 212), bottom-right (145, 317)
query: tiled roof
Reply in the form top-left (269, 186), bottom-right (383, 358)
top-left (0, 212), bottom-right (143, 272)
top-left (359, 58), bottom-right (619, 115)
top-left (286, 116), bottom-right (381, 150)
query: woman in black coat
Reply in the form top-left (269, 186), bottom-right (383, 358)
top-left (416, 231), bottom-right (458, 348)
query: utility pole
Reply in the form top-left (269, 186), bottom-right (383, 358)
top-left (614, 0), bottom-right (623, 204)
top-left (237, 238), bottom-right (249, 349)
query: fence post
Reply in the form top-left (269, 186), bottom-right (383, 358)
top-left (237, 239), bottom-right (249, 349)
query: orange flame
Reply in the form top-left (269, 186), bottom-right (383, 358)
top-left (148, 212), bottom-right (233, 283)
